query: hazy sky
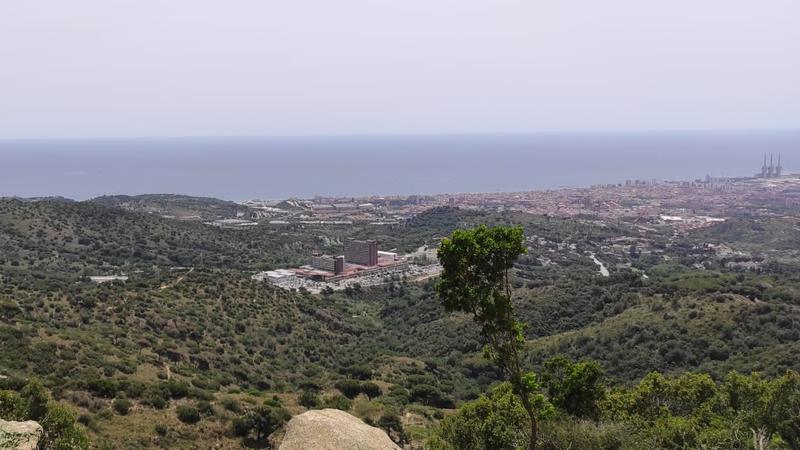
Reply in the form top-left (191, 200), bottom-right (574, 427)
top-left (1, 0), bottom-right (798, 138)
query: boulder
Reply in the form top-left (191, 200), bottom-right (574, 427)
top-left (278, 409), bottom-right (400, 450)
top-left (0, 419), bottom-right (43, 450)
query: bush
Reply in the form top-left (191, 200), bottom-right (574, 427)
top-left (86, 379), bottom-right (119, 399)
top-left (220, 397), bottom-right (241, 413)
top-left (40, 401), bottom-right (91, 450)
top-left (323, 394), bottom-right (352, 411)
top-left (335, 380), bottom-right (363, 399)
top-left (2, 381), bottom-right (89, 449)
top-left (142, 385), bottom-right (170, 409)
top-left (112, 398), bottom-right (131, 415)
top-left (298, 390), bottom-right (320, 409)
top-left (231, 405), bottom-right (291, 441)
top-left (176, 404), bottom-right (201, 424)
top-left (361, 382), bottom-right (382, 399)
top-left (378, 413), bottom-right (409, 446)
top-left (154, 424), bottom-right (168, 436)
top-left (164, 380), bottom-right (189, 399)
top-left (428, 383), bottom-right (529, 450)
top-left (196, 400), bottom-right (214, 416)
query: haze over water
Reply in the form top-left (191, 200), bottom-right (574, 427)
top-left (1, 130), bottom-right (798, 201)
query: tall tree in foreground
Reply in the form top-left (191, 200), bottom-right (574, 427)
top-left (437, 225), bottom-right (549, 450)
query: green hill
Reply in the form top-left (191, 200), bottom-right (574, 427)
top-left (2, 201), bottom-right (800, 448)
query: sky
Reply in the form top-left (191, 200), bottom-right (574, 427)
top-left (1, 0), bottom-right (799, 139)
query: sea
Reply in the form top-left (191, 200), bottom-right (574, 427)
top-left (1, 130), bottom-right (798, 201)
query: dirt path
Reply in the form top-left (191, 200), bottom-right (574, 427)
top-left (159, 267), bottom-right (194, 290)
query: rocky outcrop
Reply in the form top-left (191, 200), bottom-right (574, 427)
top-left (278, 409), bottom-right (400, 450)
top-left (0, 419), bottom-right (43, 450)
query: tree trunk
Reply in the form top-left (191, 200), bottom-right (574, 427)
top-left (520, 395), bottom-right (538, 450)
top-left (527, 409), bottom-right (538, 450)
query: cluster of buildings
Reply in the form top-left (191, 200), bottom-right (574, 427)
top-left (757, 153), bottom-right (783, 178)
top-left (261, 239), bottom-right (409, 284)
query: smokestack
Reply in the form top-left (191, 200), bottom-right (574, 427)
top-left (768, 153), bottom-right (775, 178)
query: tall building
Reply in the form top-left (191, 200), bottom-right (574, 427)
top-left (345, 239), bottom-right (378, 266)
top-left (311, 254), bottom-right (344, 274)
top-left (761, 153), bottom-right (769, 178)
top-left (776, 154), bottom-right (783, 177)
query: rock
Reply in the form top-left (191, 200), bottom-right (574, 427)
top-left (278, 409), bottom-right (400, 450)
top-left (0, 419), bottom-right (43, 450)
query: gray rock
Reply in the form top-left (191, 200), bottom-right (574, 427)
top-left (0, 419), bottom-right (43, 450)
top-left (278, 409), bottom-right (400, 450)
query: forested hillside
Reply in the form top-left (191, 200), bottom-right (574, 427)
top-left (2, 198), bottom-right (799, 448)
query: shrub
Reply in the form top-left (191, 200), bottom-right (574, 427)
top-left (335, 380), bottom-right (363, 399)
top-left (164, 380), bottom-right (189, 399)
top-left (112, 398), bottom-right (131, 415)
top-left (86, 379), bottom-right (118, 399)
top-left (428, 383), bottom-right (529, 450)
top-left (298, 390), bottom-right (320, 409)
top-left (176, 404), bottom-right (201, 424)
top-left (231, 406), bottom-right (290, 441)
top-left (196, 400), bottom-right (214, 416)
top-left (142, 385), bottom-right (170, 409)
top-left (220, 397), bottom-right (241, 413)
top-left (361, 382), bottom-right (382, 399)
top-left (323, 394), bottom-right (352, 411)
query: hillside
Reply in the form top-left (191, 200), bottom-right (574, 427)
top-left (89, 194), bottom-right (248, 221)
top-left (2, 200), bottom-right (800, 448)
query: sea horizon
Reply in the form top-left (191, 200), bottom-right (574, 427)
top-left (2, 129), bottom-right (798, 201)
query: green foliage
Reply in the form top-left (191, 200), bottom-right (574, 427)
top-left (0, 390), bottom-right (27, 420)
top-left (1, 379), bottom-right (89, 450)
top-left (542, 357), bottom-right (605, 420)
top-left (111, 398), bottom-right (131, 415)
top-left (428, 383), bottom-right (530, 450)
top-left (437, 225), bottom-right (544, 448)
top-left (378, 413), bottom-right (409, 446)
top-left (334, 379), bottom-right (384, 400)
top-left (539, 419), bottom-right (640, 450)
top-left (175, 404), bottom-right (201, 424)
top-left (298, 389), bottom-right (320, 409)
top-left (322, 394), bottom-right (352, 411)
top-left (21, 378), bottom-right (50, 421)
top-left (40, 401), bottom-right (90, 450)
top-left (601, 369), bottom-right (800, 449)
top-left (231, 405), bottom-right (291, 441)
top-left (361, 382), bottom-right (382, 400)
top-left (335, 380), bottom-right (363, 399)
top-left (154, 424), bottom-right (168, 436)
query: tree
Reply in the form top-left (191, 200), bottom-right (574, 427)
top-left (542, 356), bottom-right (605, 420)
top-left (298, 389), bottom-right (320, 408)
top-left (21, 379), bottom-right (50, 421)
top-left (232, 405), bottom-right (290, 442)
top-left (250, 406), bottom-right (291, 441)
top-left (335, 379), bottom-right (363, 399)
top-left (437, 225), bottom-right (549, 449)
top-left (378, 413), bottom-right (409, 446)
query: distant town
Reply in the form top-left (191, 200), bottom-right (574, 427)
top-left (209, 154), bottom-right (798, 227)
top-left (236, 154), bottom-right (798, 292)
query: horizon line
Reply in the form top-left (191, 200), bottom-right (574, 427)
top-left (2, 127), bottom-right (799, 142)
